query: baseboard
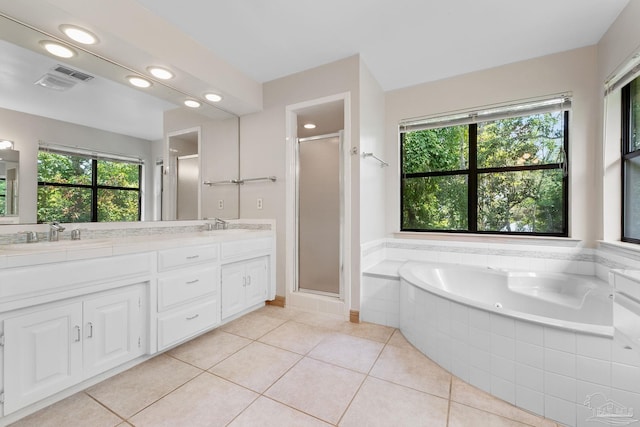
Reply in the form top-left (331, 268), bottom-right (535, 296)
top-left (349, 309), bottom-right (360, 323)
top-left (266, 295), bottom-right (286, 308)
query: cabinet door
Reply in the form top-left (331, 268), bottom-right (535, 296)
top-left (244, 257), bottom-right (268, 307)
top-left (4, 303), bottom-right (83, 414)
top-left (83, 286), bottom-right (145, 378)
top-left (221, 263), bottom-right (246, 319)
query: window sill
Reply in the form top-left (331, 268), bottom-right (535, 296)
top-left (393, 231), bottom-right (582, 247)
top-left (597, 240), bottom-right (640, 260)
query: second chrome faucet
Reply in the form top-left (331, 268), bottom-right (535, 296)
top-left (48, 221), bottom-right (65, 241)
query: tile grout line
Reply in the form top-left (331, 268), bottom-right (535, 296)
top-left (164, 333), bottom-right (253, 371)
top-left (222, 313), bottom-right (395, 425)
top-left (123, 369), bottom-right (210, 422)
top-left (217, 317), bottom-right (336, 426)
top-left (446, 376), bottom-right (452, 427)
top-left (334, 333), bottom-right (393, 426)
top-left (82, 391), bottom-right (128, 426)
top-left (84, 354), bottom-right (209, 423)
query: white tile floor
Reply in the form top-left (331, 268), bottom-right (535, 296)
top-left (10, 306), bottom-right (560, 426)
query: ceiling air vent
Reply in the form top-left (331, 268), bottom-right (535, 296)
top-left (34, 65), bottom-right (94, 91)
top-left (52, 65), bottom-right (94, 82)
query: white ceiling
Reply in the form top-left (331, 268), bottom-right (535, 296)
top-left (136, 0), bottom-right (630, 91)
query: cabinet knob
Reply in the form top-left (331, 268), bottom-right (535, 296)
top-left (87, 322), bottom-right (93, 338)
top-left (186, 314), bottom-right (200, 321)
top-left (74, 325), bottom-right (81, 342)
top-left (185, 279), bottom-right (200, 285)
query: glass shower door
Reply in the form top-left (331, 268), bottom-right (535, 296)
top-left (297, 133), bottom-right (343, 296)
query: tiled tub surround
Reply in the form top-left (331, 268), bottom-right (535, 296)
top-left (361, 238), bottom-right (640, 427)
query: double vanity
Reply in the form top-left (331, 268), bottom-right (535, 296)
top-left (0, 225), bottom-right (275, 424)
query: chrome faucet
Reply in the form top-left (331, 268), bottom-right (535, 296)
top-left (71, 228), bottom-right (83, 240)
top-left (214, 218), bottom-right (228, 230)
top-left (48, 222), bottom-right (65, 241)
top-left (18, 231), bottom-right (39, 243)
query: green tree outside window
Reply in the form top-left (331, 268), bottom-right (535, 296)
top-left (37, 151), bottom-right (141, 223)
top-left (401, 111), bottom-right (568, 235)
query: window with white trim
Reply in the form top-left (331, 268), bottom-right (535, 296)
top-left (400, 97), bottom-right (570, 235)
top-left (622, 76), bottom-right (640, 242)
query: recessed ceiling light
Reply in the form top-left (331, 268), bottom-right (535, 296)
top-left (148, 66), bottom-right (174, 80)
top-left (0, 140), bottom-right (14, 150)
top-left (60, 25), bottom-right (98, 45)
top-left (303, 123), bottom-right (317, 129)
top-left (204, 93), bottom-right (223, 102)
top-left (184, 99), bottom-right (201, 108)
top-left (127, 76), bottom-right (152, 88)
top-left (40, 41), bottom-right (76, 58)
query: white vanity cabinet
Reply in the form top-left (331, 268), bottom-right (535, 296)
top-left (0, 228), bottom-right (275, 424)
top-left (220, 237), bottom-right (272, 320)
top-left (3, 285), bottom-right (146, 414)
top-left (156, 244), bottom-right (221, 351)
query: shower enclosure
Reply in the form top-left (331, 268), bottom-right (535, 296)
top-left (297, 132), bottom-right (343, 296)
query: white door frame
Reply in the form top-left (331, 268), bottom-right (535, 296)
top-left (285, 92), bottom-right (352, 319)
top-left (163, 126), bottom-right (202, 220)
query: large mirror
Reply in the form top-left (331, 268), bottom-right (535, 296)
top-left (0, 13), bottom-right (240, 225)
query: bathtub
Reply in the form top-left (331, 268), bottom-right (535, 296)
top-left (397, 261), bottom-right (615, 426)
top-left (399, 261), bottom-right (613, 335)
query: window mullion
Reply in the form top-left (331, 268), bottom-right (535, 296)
top-left (91, 159), bottom-right (98, 222)
top-left (137, 164), bottom-right (143, 221)
top-left (468, 124), bottom-right (478, 232)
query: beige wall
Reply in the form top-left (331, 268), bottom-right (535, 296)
top-left (596, 1), bottom-right (640, 241)
top-left (231, 4), bottom-right (640, 309)
top-left (0, 106), bottom-right (154, 224)
top-left (359, 59), bottom-right (387, 244)
top-left (357, 59), bottom-right (386, 310)
top-left (239, 55), bottom-right (361, 301)
top-left (384, 46), bottom-right (599, 245)
top-left (163, 108), bottom-right (240, 220)
top-left (597, 1), bottom-right (640, 84)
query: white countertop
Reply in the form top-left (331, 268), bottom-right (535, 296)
top-left (0, 229), bottom-right (273, 269)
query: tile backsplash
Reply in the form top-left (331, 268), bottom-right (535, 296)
top-left (0, 220), bottom-right (272, 245)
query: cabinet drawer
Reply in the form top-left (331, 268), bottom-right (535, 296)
top-left (157, 298), bottom-right (219, 350)
top-left (0, 253), bottom-right (151, 304)
top-left (157, 245), bottom-right (218, 271)
top-left (221, 238), bottom-right (272, 260)
top-left (158, 266), bottom-right (219, 311)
